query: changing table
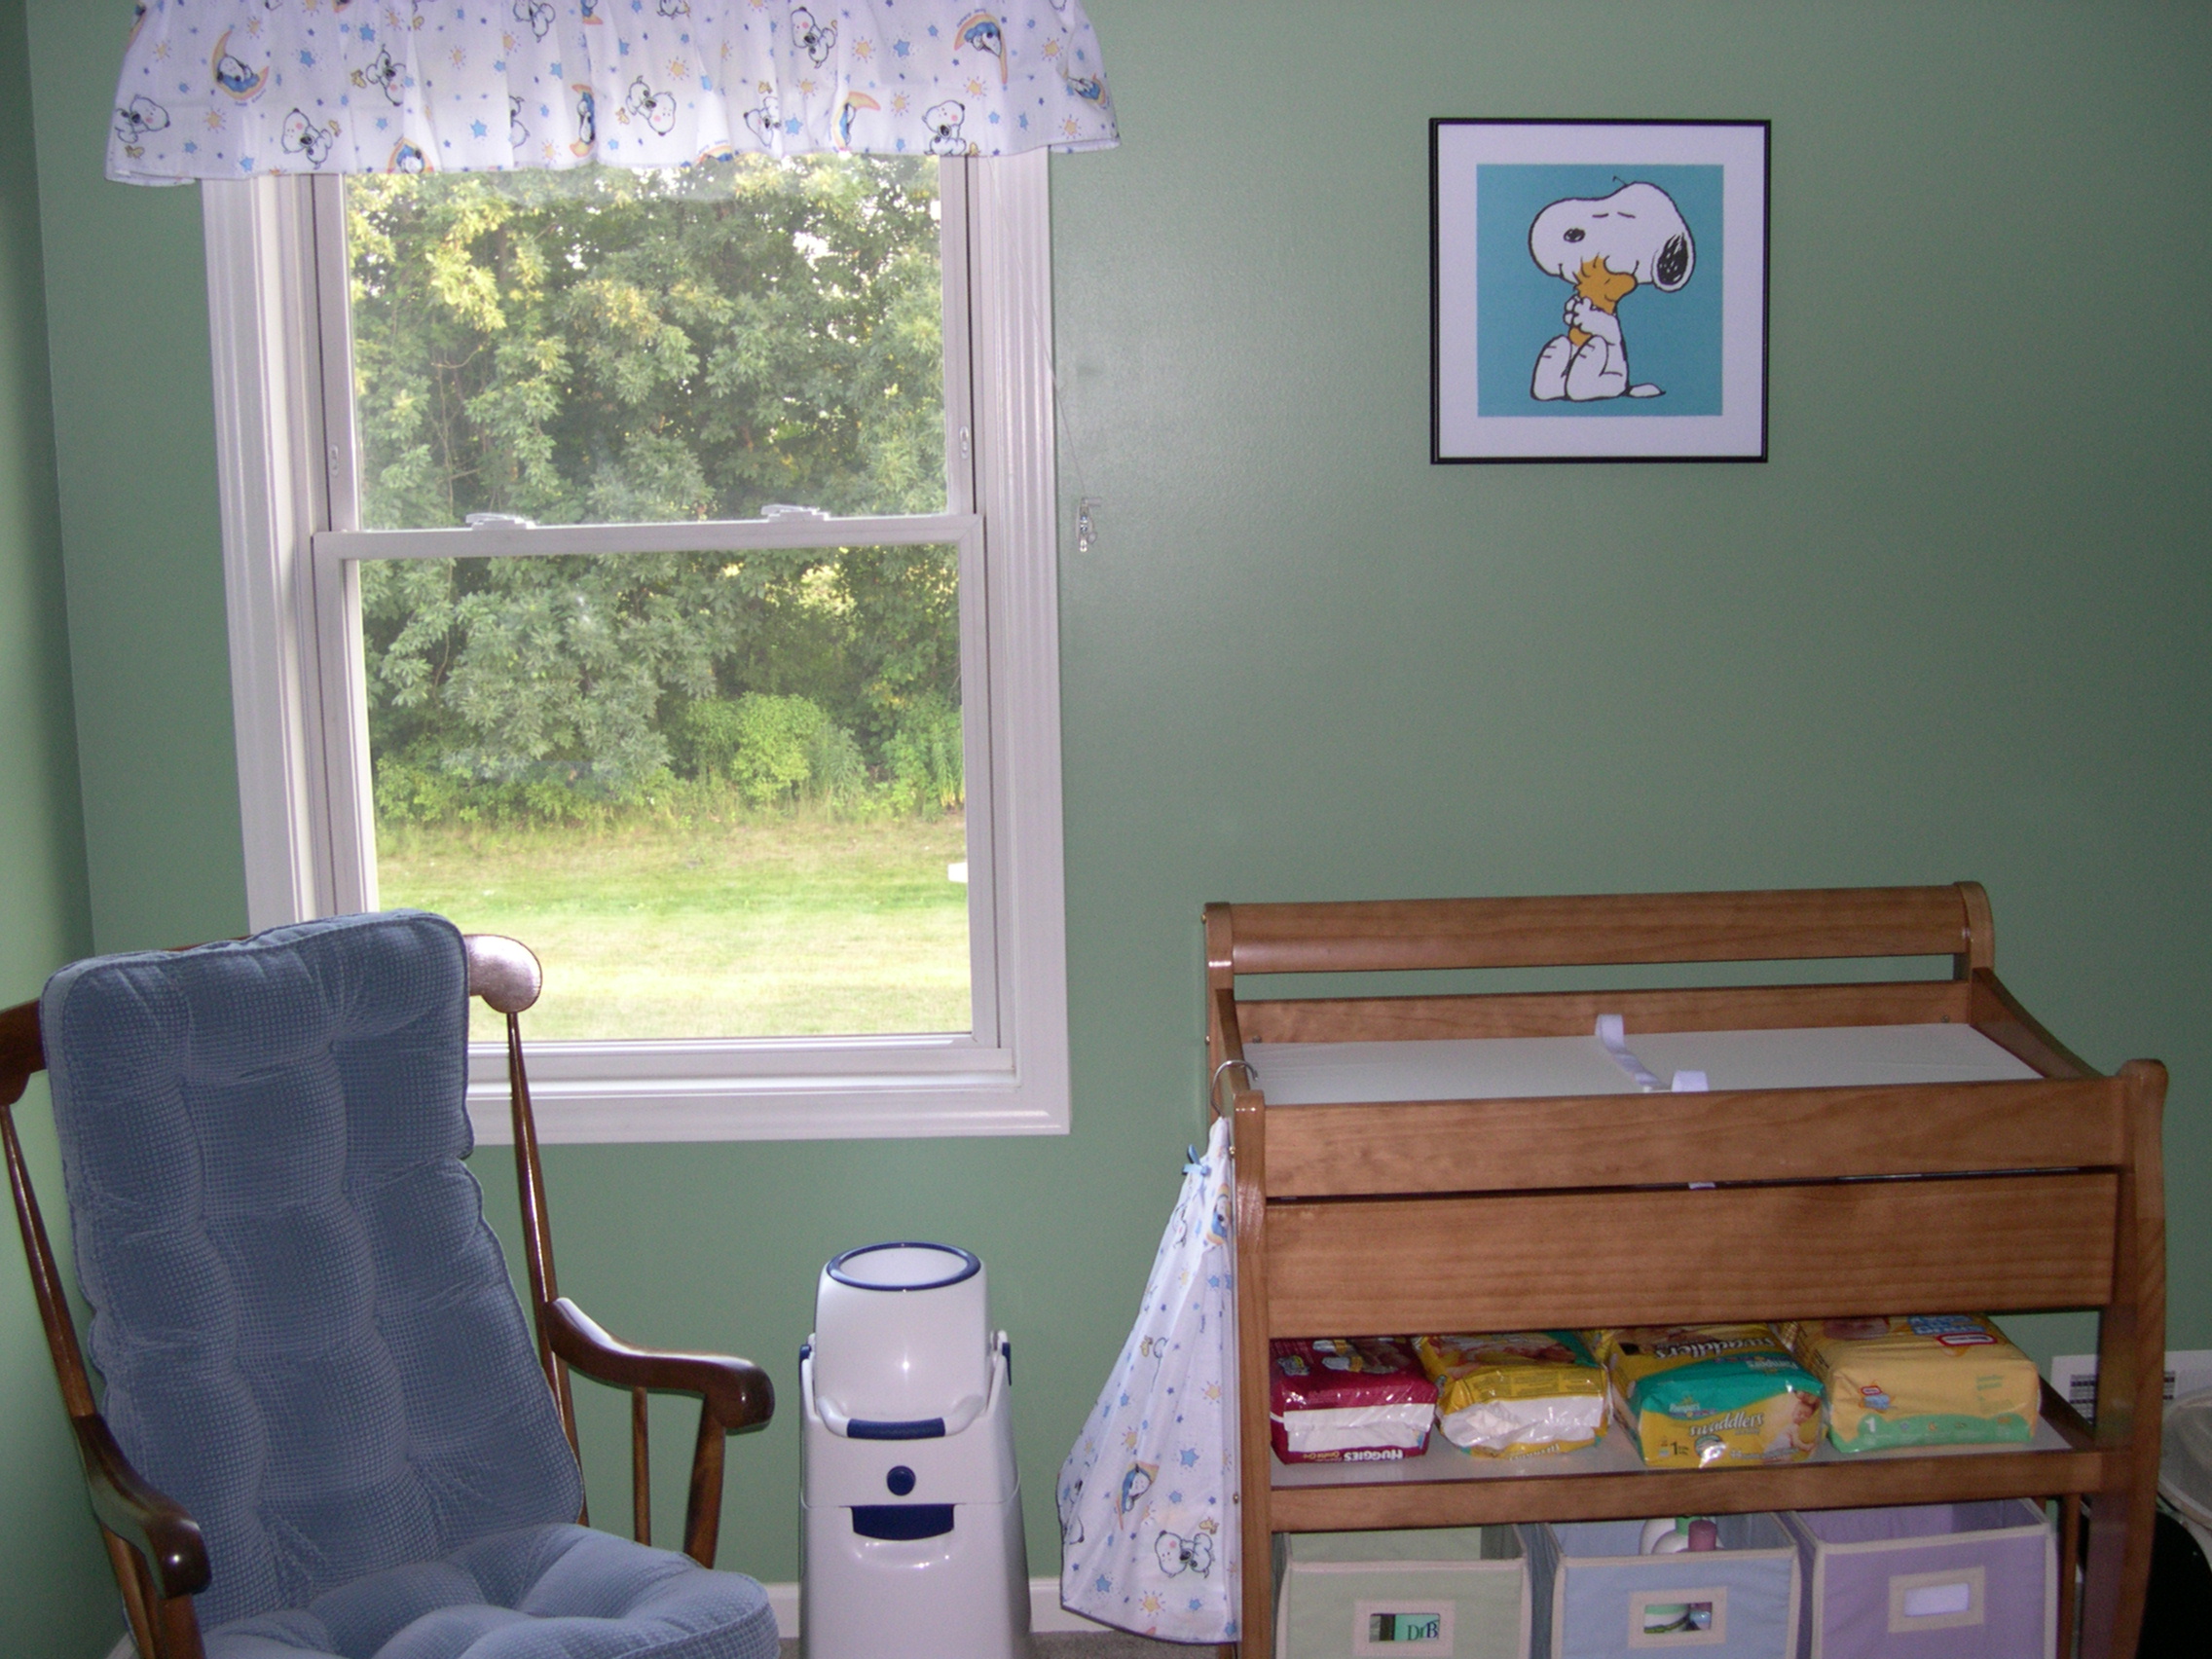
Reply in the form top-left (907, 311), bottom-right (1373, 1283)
top-left (1203, 884), bottom-right (2163, 1658)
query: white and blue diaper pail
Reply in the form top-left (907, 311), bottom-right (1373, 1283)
top-left (800, 1241), bottom-right (1029, 1659)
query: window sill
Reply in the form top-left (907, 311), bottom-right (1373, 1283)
top-left (464, 1035), bottom-right (1064, 1144)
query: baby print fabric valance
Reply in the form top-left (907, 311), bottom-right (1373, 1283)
top-left (108, 0), bottom-right (1117, 184)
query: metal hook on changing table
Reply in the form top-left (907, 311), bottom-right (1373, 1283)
top-left (1209, 1057), bottom-right (1257, 1115)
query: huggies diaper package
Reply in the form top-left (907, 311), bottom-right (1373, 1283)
top-left (1268, 1337), bottom-right (1438, 1463)
top-left (1593, 1324), bottom-right (1825, 1467)
top-left (1778, 1313), bottom-right (2041, 1453)
top-left (1412, 1330), bottom-right (1610, 1456)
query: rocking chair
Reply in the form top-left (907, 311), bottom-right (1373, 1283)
top-left (0, 911), bottom-right (778, 1659)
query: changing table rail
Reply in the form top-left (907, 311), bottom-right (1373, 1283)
top-left (1271, 1450), bottom-right (2114, 1536)
top-left (1265, 1172), bottom-right (2119, 1337)
top-left (1263, 1075), bottom-right (2127, 1197)
top-left (1218, 885), bottom-right (1985, 977)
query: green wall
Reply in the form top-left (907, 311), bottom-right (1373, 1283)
top-left (8, 1), bottom-right (2211, 1651)
top-left (25, 0), bottom-right (244, 958)
top-left (0, 0), bottom-right (107, 1650)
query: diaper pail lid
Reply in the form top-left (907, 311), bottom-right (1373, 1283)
top-left (813, 1241), bottom-right (993, 1430)
top-left (828, 1241), bottom-right (980, 1292)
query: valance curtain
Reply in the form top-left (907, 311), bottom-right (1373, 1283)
top-left (108, 0), bottom-right (1117, 183)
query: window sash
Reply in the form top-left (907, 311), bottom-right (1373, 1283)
top-left (202, 154), bottom-right (1068, 1143)
top-left (310, 512), bottom-right (1000, 1051)
top-left (321, 161), bottom-right (978, 532)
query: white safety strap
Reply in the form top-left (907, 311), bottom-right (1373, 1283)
top-left (1596, 1014), bottom-right (1710, 1093)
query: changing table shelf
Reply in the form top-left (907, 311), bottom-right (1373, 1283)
top-left (1204, 885), bottom-right (2164, 1659)
top-left (1268, 1386), bottom-right (2098, 1532)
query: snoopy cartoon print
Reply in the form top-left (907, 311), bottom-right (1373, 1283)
top-left (1118, 1459), bottom-right (1157, 1516)
top-left (112, 94), bottom-right (169, 156)
top-left (280, 109), bottom-right (337, 168)
top-left (1155, 1518), bottom-right (1216, 1577)
top-left (1527, 180), bottom-right (1694, 402)
top-left (792, 6), bottom-right (836, 66)
top-left (923, 100), bottom-right (973, 157)
top-left (627, 76), bottom-right (678, 136)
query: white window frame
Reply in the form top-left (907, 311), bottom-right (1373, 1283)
top-left (200, 154), bottom-right (1068, 1145)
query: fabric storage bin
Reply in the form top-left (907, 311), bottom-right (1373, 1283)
top-left (1523, 1516), bottom-right (1801, 1659)
top-left (1275, 1527), bottom-right (1530, 1659)
top-left (1781, 1500), bottom-right (2055, 1659)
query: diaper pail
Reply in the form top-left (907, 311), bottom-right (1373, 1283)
top-left (800, 1242), bottom-right (1028, 1659)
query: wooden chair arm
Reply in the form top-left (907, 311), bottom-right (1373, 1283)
top-left (1, 997), bottom-right (40, 1109)
top-left (543, 1298), bottom-right (775, 1431)
top-left (544, 1297), bottom-right (773, 1567)
top-left (73, 1412), bottom-right (209, 1600)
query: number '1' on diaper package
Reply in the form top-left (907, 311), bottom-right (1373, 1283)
top-left (1594, 1324), bottom-right (1825, 1467)
top-left (1778, 1314), bottom-right (2041, 1454)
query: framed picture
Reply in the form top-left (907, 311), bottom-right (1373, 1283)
top-left (1431, 119), bottom-right (1769, 462)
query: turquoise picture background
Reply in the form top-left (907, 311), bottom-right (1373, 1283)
top-left (1476, 164), bottom-right (1724, 417)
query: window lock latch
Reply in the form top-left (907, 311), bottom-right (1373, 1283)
top-left (464, 512), bottom-right (537, 530)
top-left (760, 503), bottom-right (831, 522)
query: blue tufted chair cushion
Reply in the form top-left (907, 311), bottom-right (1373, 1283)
top-left (41, 913), bottom-right (592, 1631)
top-left (203, 1524), bottom-right (777, 1659)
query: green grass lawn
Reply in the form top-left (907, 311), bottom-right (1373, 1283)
top-left (376, 808), bottom-right (970, 1041)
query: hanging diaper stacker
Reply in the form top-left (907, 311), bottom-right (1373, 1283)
top-left (1056, 1116), bottom-right (1240, 1642)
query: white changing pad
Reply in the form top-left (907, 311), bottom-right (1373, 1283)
top-left (1242, 1023), bottom-right (2039, 1105)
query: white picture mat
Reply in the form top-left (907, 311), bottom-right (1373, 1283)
top-left (1434, 121), bottom-right (1767, 459)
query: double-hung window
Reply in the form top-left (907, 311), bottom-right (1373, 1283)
top-left (203, 152), bottom-right (1066, 1142)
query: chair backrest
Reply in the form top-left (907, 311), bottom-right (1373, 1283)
top-left (40, 911), bottom-right (584, 1630)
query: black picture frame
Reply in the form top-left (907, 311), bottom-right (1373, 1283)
top-left (1430, 118), bottom-right (1770, 463)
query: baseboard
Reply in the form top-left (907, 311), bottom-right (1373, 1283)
top-left (767, 1580), bottom-right (799, 1638)
top-left (759, 1578), bottom-right (1112, 1640)
top-left (1031, 1577), bottom-right (1117, 1636)
top-left (104, 1577), bottom-right (1111, 1651)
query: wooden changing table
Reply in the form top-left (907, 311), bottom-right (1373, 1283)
top-left (1204, 885), bottom-right (2164, 1658)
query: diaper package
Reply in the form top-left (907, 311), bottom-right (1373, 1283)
top-left (1594, 1324), bottom-right (1825, 1468)
top-left (1413, 1331), bottom-right (1610, 1456)
top-left (1269, 1337), bottom-right (1438, 1463)
top-left (1779, 1314), bottom-right (2041, 1454)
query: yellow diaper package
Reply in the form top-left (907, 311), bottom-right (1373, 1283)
top-left (1778, 1314), bottom-right (2041, 1454)
top-left (1593, 1324), bottom-right (1825, 1468)
top-left (1412, 1331), bottom-right (1609, 1456)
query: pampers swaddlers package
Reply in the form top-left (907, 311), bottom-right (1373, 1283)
top-left (1596, 1324), bottom-right (1825, 1467)
top-left (1780, 1314), bottom-right (2042, 1454)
